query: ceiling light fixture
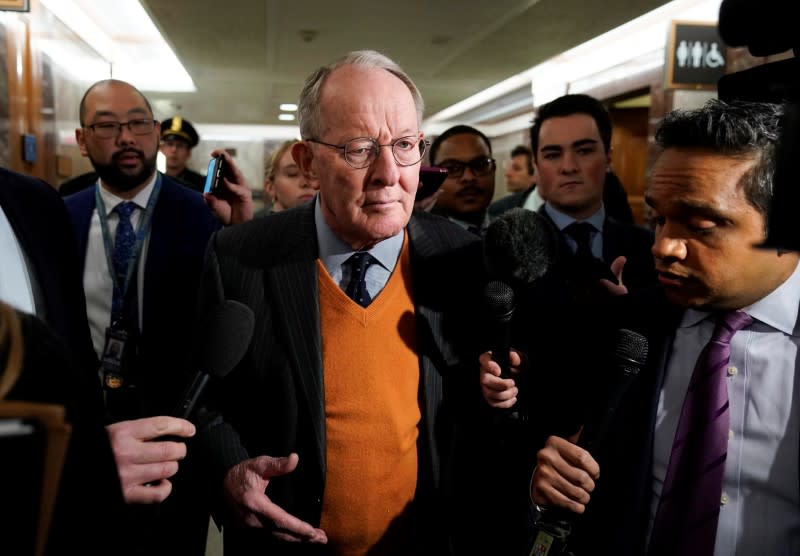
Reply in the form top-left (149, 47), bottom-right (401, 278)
top-left (424, 0), bottom-right (723, 126)
top-left (40, 0), bottom-right (196, 92)
top-left (279, 103), bottom-right (298, 112)
top-left (278, 114), bottom-right (295, 121)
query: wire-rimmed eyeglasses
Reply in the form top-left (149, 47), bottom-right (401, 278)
top-left (306, 135), bottom-right (429, 169)
top-left (84, 119), bottom-right (158, 139)
top-left (436, 157), bottom-right (496, 179)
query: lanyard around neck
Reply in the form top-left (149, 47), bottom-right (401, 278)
top-left (95, 174), bottom-right (163, 304)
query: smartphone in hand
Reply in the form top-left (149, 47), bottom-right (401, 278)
top-left (417, 165), bottom-right (449, 200)
top-left (203, 156), bottom-right (226, 196)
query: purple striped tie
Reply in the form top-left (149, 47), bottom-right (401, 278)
top-left (649, 310), bottom-right (752, 556)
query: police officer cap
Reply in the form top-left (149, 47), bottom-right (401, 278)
top-left (160, 116), bottom-right (199, 147)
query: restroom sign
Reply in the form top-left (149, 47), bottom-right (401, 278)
top-left (666, 21), bottom-right (727, 89)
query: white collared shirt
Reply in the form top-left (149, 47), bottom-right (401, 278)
top-left (84, 174), bottom-right (157, 355)
top-left (0, 204), bottom-right (35, 314)
top-left (650, 260), bottom-right (800, 555)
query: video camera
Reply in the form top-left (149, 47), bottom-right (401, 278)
top-left (717, 0), bottom-right (799, 251)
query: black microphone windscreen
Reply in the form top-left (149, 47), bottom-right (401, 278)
top-left (577, 328), bottom-right (649, 454)
top-left (483, 208), bottom-right (559, 286)
top-left (195, 300), bottom-right (255, 379)
top-left (614, 328), bottom-right (649, 376)
top-left (483, 280), bottom-right (515, 323)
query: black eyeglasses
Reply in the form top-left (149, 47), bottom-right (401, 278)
top-left (85, 119), bottom-right (157, 139)
top-left (306, 135), bottom-right (428, 169)
top-left (436, 157), bottom-right (496, 179)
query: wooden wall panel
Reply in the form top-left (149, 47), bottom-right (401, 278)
top-left (2, 13), bottom-right (29, 174)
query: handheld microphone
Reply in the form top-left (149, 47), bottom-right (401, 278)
top-left (577, 328), bottom-right (648, 452)
top-left (482, 208), bottom-right (559, 374)
top-left (527, 329), bottom-right (649, 556)
top-left (483, 208), bottom-right (559, 288)
top-left (173, 299), bottom-right (255, 419)
top-left (482, 280), bottom-right (515, 379)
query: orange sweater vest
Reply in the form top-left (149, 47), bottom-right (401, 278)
top-left (316, 238), bottom-right (419, 555)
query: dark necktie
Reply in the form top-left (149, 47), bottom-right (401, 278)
top-left (111, 202), bottom-right (136, 320)
top-left (344, 252), bottom-right (375, 307)
top-left (649, 310), bottom-right (753, 556)
top-left (564, 221), bottom-right (594, 260)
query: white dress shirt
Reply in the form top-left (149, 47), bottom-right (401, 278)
top-left (84, 176), bottom-right (156, 355)
top-left (0, 204), bottom-right (35, 314)
top-left (650, 260), bottom-right (800, 555)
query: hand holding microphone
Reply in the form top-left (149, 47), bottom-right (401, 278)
top-left (480, 209), bottom-right (559, 413)
top-left (172, 299), bottom-right (255, 420)
top-left (526, 329), bottom-right (649, 555)
top-left (113, 300), bottom-right (255, 500)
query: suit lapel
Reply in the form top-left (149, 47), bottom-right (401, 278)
top-left (407, 215), bottom-right (451, 489)
top-left (268, 207), bottom-right (326, 472)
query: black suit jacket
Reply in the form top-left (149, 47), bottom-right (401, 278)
top-left (64, 175), bottom-right (221, 555)
top-left (539, 206), bottom-right (657, 297)
top-left (65, 175), bottom-right (221, 417)
top-left (0, 168), bottom-right (98, 373)
top-left (195, 203), bottom-right (485, 554)
top-left (488, 187), bottom-right (534, 218)
top-left (561, 287), bottom-right (682, 555)
top-left (0, 168), bottom-right (125, 555)
top-left (488, 173), bottom-right (634, 223)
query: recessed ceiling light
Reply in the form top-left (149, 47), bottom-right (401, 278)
top-left (278, 114), bottom-right (295, 121)
top-left (279, 103), bottom-right (298, 112)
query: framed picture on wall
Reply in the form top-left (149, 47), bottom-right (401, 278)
top-left (0, 0), bottom-right (29, 12)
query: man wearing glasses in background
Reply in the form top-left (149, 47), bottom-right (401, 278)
top-left (63, 79), bottom-right (230, 555)
top-left (428, 124), bottom-right (497, 236)
top-left (191, 50), bottom-right (487, 555)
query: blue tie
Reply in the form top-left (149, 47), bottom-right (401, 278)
top-left (344, 252), bottom-right (375, 307)
top-left (111, 202), bottom-right (136, 320)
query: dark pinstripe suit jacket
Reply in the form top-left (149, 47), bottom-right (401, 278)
top-left (195, 202), bottom-right (485, 554)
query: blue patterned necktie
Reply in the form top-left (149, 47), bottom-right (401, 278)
top-left (344, 252), bottom-right (375, 307)
top-left (111, 201), bottom-right (136, 319)
top-left (649, 310), bottom-right (753, 556)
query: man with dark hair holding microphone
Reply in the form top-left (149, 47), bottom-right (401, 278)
top-left (485, 99), bottom-right (800, 555)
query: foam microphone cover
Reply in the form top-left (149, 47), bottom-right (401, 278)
top-left (195, 299), bottom-right (255, 379)
top-left (483, 208), bottom-right (559, 287)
